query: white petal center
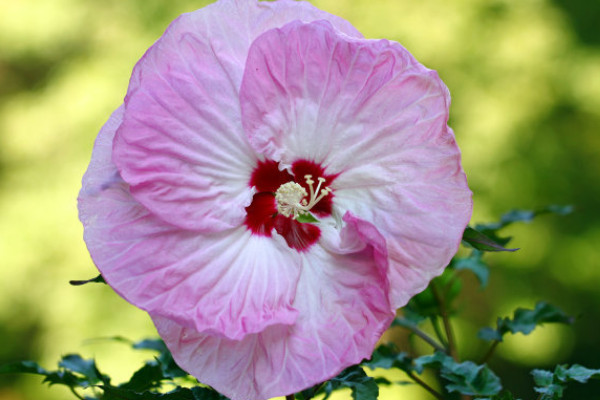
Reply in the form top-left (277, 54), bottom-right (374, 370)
top-left (275, 175), bottom-right (332, 219)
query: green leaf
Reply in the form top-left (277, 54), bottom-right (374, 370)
top-left (321, 366), bottom-right (378, 400)
top-left (0, 360), bottom-right (48, 375)
top-left (532, 370), bottom-right (555, 387)
top-left (59, 354), bottom-right (106, 385)
top-left (402, 287), bottom-right (439, 319)
top-left (364, 344), bottom-right (413, 372)
top-left (479, 391), bottom-right (522, 400)
top-left (296, 213), bottom-right (319, 223)
top-left (190, 387), bottom-right (228, 400)
top-left (132, 339), bottom-right (168, 352)
top-left (478, 302), bottom-right (574, 342)
top-left (555, 364), bottom-right (600, 383)
top-left (131, 339), bottom-right (188, 378)
top-left (462, 227), bottom-right (518, 252)
top-left (478, 327), bottom-right (503, 342)
top-left (532, 364), bottom-right (600, 400)
top-left (450, 250), bottom-right (490, 287)
top-left (414, 352), bottom-right (502, 396)
top-left (0, 359), bottom-right (90, 388)
top-left (69, 274), bottom-right (106, 286)
top-left (101, 386), bottom-right (196, 400)
top-left (119, 363), bottom-right (164, 392)
top-left (477, 205), bottom-right (574, 233)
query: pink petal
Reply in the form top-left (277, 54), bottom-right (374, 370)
top-left (241, 20), bottom-right (472, 308)
top-left (152, 213), bottom-right (394, 400)
top-left (79, 107), bottom-right (301, 340)
top-left (112, 0), bottom-right (361, 233)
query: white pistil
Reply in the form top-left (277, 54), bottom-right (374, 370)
top-left (275, 175), bottom-right (332, 219)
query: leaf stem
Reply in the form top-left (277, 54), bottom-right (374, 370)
top-left (68, 386), bottom-right (85, 400)
top-left (406, 324), bottom-right (448, 354)
top-left (407, 371), bottom-right (444, 400)
top-left (430, 316), bottom-right (449, 349)
top-left (479, 340), bottom-right (500, 364)
top-left (431, 283), bottom-right (458, 362)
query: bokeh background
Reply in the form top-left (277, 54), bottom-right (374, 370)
top-left (1, 0), bottom-right (599, 399)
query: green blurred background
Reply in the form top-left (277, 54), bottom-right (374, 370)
top-left (1, 0), bottom-right (599, 399)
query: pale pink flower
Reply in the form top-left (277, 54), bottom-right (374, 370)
top-left (78, 0), bottom-right (472, 399)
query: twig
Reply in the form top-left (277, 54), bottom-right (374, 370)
top-left (479, 340), bottom-right (500, 364)
top-left (406, 324), bottom-right (448, 354)
top-left (431, 283), bottom-right (458, 362)
top-left (430, 316), bottom-right (449, 349)
top-left (407, 371), bottom-right (445, 400)
top-left (68, 386), bottom-right (85, 400)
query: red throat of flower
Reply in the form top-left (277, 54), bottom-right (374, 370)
top-left (244, 159), bottom-right (336, 251)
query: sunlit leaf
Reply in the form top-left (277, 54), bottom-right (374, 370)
top-left (59, 354), bottom-right (106, 385)
top-left (414, 352), bottom-right (502, 396)
top-left (478, 302), bottom-right (574, 342)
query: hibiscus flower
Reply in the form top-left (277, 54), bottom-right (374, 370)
top-left (78, 1), bottom-right (472, 399)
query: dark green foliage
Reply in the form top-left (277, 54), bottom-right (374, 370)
top-left (480, 391), bottom-right (522, 400)
top-left (462, 227), bottom-right (518, 252)
top-left (69, 274), bottom-right (106, 286)
top-left (450, 249), bottom-right (489, 287)
top-left (478, 302), bottom-right (574, 342)
top-left (6, 205), bottom-right (595, 400)
top-left (532, 364), bottom-right (600, 400)
top-left (364, 344), bottom-right (413, 371)
top-left (321, 366), bottom-right (378, 400)
top-left (414, 352), bottom-right (502, 396)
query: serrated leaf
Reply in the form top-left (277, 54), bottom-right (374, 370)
top-left (364, 344), bottom-right (413, 372)
top-left (451, 250), bottom-right (490, 287)
top-left (479, 391), bottom-right (521, 400)
top-left (101, 386), bottom-right (196, 400)
top-left (132, 339), bottom-right (168, 352)
top-left (555, 364), bottom-right (600, 383)
top-left (0, 360), bottom-right (95, 389)
top-left (478, 327), bottom-right (503, 342)
top-left (0, 360), bottom-right (48, 375)
top-left (532, 370), bottom-right (555, 386)
top-left (477, 205), bottom-right (574, 233)
top-left (478, 302), bottom-right (574, 342)
top-left (119, 363), bottom-right (164, 392)
top-left (69, 274), bottom-right (106, 286)
top-left (190, 387), bottom-right (228, 400)
top-left (532, 364), bottom-right (600, 400)
top-left (414, 352), bottom-right (502, 396)
top-left (322, 366), bottom-right (378, 400)
top-left (296, 213), bottom-right (319, 223)
top-left (132, 339), bottom-right (188, 378)
top-left (403, 288), bottom-right (439, 319)
top-left (59, 354), bottom-right (105, 384)
top-left (462, 227), bottom-right (518, 252)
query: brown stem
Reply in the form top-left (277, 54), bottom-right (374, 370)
top-left (285, 394), bottom-right (295, 400)
top-left (407, 371), bottom-right (445, 400)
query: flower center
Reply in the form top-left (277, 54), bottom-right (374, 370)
top-left (275, 175), bottom-right (332, 219)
